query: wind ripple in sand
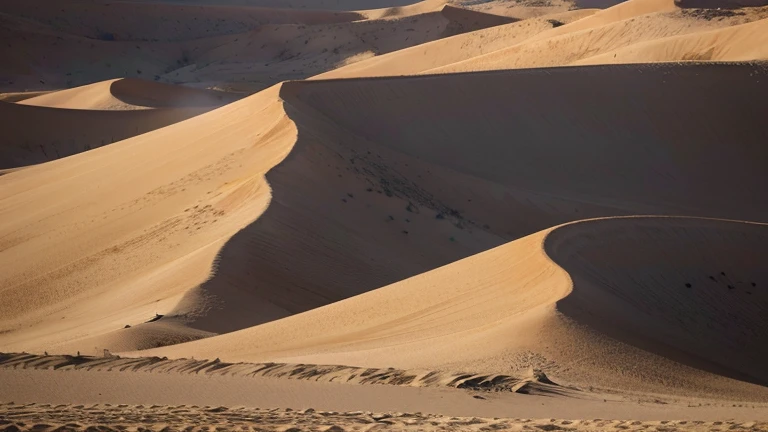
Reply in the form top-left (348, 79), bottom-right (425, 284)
top-left (0, 353), bottom-right (573, 396)
top-left (0, 403), bottom-right (765, 432)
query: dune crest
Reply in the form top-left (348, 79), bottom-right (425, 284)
top-left (18, 78), bottom-right (241, 110)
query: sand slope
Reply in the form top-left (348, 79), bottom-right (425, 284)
top-left (429, 0), bottom-right (768, 74)
top-left (0, 0), bottom-right (515, 93)
top-left (314, 9), bottom-right (597, 79)
top-left (18, 78), bottom-right (241, 110)
top-left (574, 17), bottom-right (768, 64)
top-left (1, 78), bottom-right (240, 168)
top-left (0, 85), bottom-right (297, 352)
top-left (1, 64), bottom-right (766, 402)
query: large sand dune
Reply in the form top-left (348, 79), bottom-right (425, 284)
top-left (2, 0), bottom-right (768, 425)
top-left (0, 78), bottom-right (240, 168)
top-left (1, 64), bottom-right (766, 402)
top-left (19, 78), bottom-right (241, 110)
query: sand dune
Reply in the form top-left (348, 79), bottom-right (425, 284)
top-left (0, 102), bottom-right (212, 168)
top-left (165, 4), bottom-right (516, 92)
top-left (574, 17), bottom-right (768, 64)
top-left (0, 84), bottom-right (296, 352)
top-left (2, 0), bottom-right (768, 423)
top-left (430, 0), bottom-right (768, 73)
top-left (314, 9), bottom-right (597, 79)
top-left (144, 216), bottom-right (768, 400)
top-left (19, 78), bottom-right (241, 110)
top-left (1, 78), bottom-right (240, 168)
top-left (0, 0), bottom-right (516, 93)
top-left (1, 64), bottom-right (766, 401)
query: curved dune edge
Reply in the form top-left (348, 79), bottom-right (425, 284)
top-left (1, 64), bottom-right (767, 401)
top-left (137, 216), bottom-right (768, 401)
top-left (18, 78), bottom-right (242, 111)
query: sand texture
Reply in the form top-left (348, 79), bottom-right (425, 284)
top-left (1, 0), bottom-right (768, 429)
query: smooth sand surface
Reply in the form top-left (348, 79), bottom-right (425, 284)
top-left (18, 78), bottom-right (242, 110)
top-left (2, 0), bottom-right (768, 428)
top-left (2, 63), bottom-right (767, 400)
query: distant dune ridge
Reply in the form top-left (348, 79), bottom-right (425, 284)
top-left (0, 78), bottom-right (241, 169)
top-left (1, 0), bottom-right (768, 425)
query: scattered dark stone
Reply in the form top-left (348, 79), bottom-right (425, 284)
top-left (435, 213), bottom-right (445, 220)
top-left (728, 285), bottom-right (735, 290)
top-left (366, 188), bottom-right (373, 192)
top-left (752, 282), bottom-right (757, 287)
top-left (709, 276), bottom-right (716, 281)
top-left (146, 314), bottom-right (163, 323)
top-left (405, 219), bottom-right (410, 223)
top-left (721, 271), bottom-right (726, 276)
top-left (547, 19), bottom-right (565, 27)
top-left (347, 193), bottom-right (354, 198)
top-left (387, 215), bottom-right (394, 221)
top-left (341, 198), bottom-right (347, 203)
top-left (746, 291), bottom-right (753, 295)
top-left (402, 230), bottom-right (409, 235)
top-left (124, 324), bottom-right (131, 329)
top-left (473, 395), bottom-right (486, 399)
top-left (685, 283), bottom-right (692, 288)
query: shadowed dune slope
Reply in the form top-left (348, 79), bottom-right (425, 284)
top-left (145, 216), bottom-right (768, 400)
top-left (1, 64), bottom-right (767, 391)
top-left (19, 78), bottom-right (242, 110)
top-left (0, 85), bottom-right (297, 352)
top-left (0, 92), bottom-right (230, 169)
top-left (176, 63), bottom-right (767, 336)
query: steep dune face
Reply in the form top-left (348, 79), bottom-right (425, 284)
top-left (0, 86), bottom-right (297, 353)
top-left (547, 217), bottom-right (768, 388)
top-left (159, 63), bottom-right (766, 337)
